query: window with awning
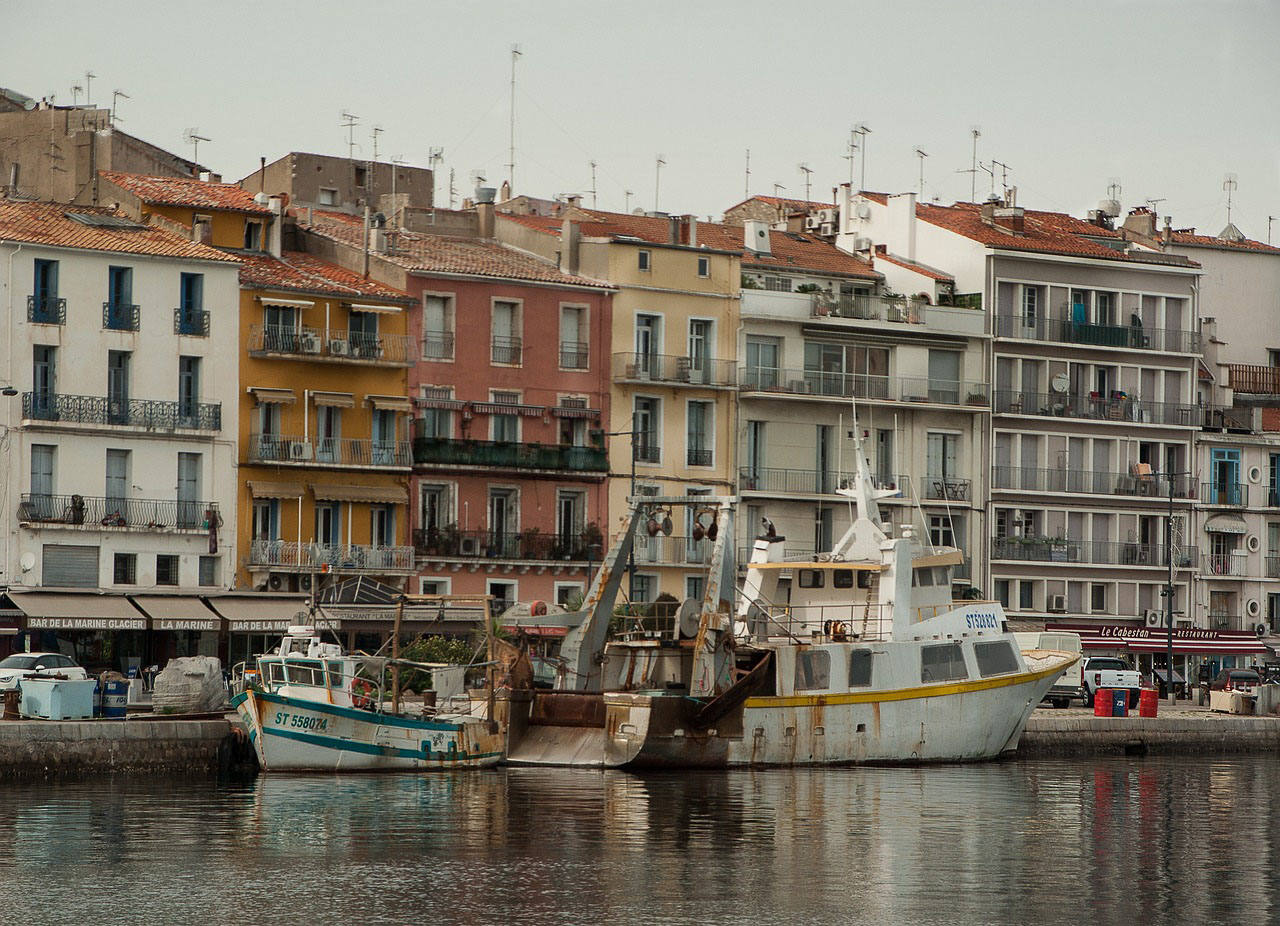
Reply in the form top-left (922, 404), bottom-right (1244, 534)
top-left (248, 387), bottom-right (296, 405)
top-left (247, 480), bottom-right (305, 499)
top-left (311, 484), bottom-right (408, 504)
top-left (365, 395), bottom-right (413, 412)
top-left (312, 391), bottom-right (355, 408)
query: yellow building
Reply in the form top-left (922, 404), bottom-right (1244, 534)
top-left (97, 171), bottom-right (417, 596)
top-left (500, 210), bottom-right (741, 602)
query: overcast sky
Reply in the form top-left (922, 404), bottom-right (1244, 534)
top-left (6, 0), bottom-right (1278, 240)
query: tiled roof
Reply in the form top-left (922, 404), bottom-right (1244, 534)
top-left (1262, 408), bottom-right (1280, 433)
top-left (506, 209), bottom-right (880, 280)
top-left (1167, 230), bottom-right (1280, 254)
top-left (724, 194), bottom-right (835, 213)
top-left (238, 251), bottom-right (412, 302)
top-left (301, 213), bottom-right (612, 290)
top-left (100, 171), bottom-right (272, 215)
top-left (0, 198), bottom-right (238, 262)
top-left (873, 248), bottom-right (954, 282)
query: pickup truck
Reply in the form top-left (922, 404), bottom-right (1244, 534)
top-left (1014, 631), bottom-right (1084, 708)
top-left (1081, 657), bottom-right (1142, 707)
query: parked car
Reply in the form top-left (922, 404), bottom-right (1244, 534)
top-left (0, 652), bottom-right (89, 690)
top-left (1014, 631), bottom-right (1084, 708)
top-left (1081, 656), bottom-right (1142, 707)
top-left (1209, 668), bottom-right (1261, 693)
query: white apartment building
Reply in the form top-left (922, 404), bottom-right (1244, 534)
top-left (0, 199), bottom-right (240, 662)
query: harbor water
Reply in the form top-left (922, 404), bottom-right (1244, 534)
top-left (0, 757), bottom-right (1275, 925)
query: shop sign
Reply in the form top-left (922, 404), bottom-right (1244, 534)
top-left (26, 617), bottom-right (147, 631)
top-left (154, 618), bottom-right (219, 632)
top-left (229, 620), bottom-right (290, 632)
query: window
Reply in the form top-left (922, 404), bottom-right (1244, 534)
top-left (927, 433), bottom-right (960, 486)
top-left (744, 337), bottom-right (780, 389)
top-left (156, 554), bottom-right (179, 586)
top-left (697, 256), bottom-right (709, 278)
top-left (849, 650), bottom-right (873, 687)
top-left (419, 484), bottom-right (451, 533)
top-left (252, 499), bottom-right (279, 541)
top-left (1210, 448), bottom-right (1242, 505)
top-left (795, 649), bottom-right (831, 690)
top-left (560, 306), bottom-right (588, 369)
top-left (1019, 580), bottom-right (1035, 610)
top-left (633, 396), bottom-right (660, 463)
top-left (243, 222), bottom-right (262, 250)
top-left (974, 641), bottom-right (1019, 677)
top-left (1021, 285), bottom-right (1038, 326)
top-left (315, 405), bottom-right (341, 462)
top-left (803, 341), bottom-right (890, 399)
top-left (177, 453), bottom-right (202, 529)
top-left (995, 579), bottom-right (1010, 608)
top-left (921, 643), bottom-right (968, 683)
top-left (30, 444), bottom-right (55, 498)
top-left (315, 502), bottom-right (340, 546)
top-left (491, 391), bottom-right (520, 443)
top-left (634, 314), bottom-right (660, 374)
top-left (491, 301), bottom-right (521, 364)
top-left (178, 273), bottom-right (206, 335)
top-left (417, 388), bottom-right (454, 439)
top-left (929, 515), bottom-right (957, 548)
top-left (832, 570), bottom-right (854, 589)
top-left (814, 506), bottom-right (833, 554)
top-left (688, 319), bottom-right (712, 378)
top-left (105, 266), bottom-right (135, 330)
top-left (348, 310), bottom-right (379, 358)
top-left (556, 490), bottom-right (585, 549)
top-left (354, 165), bottom-right (368, 188)
top-left (487, 489), bottom-right (518, 550)
top-left (926, 349), bottom-right (961, 403)
top-left (686, 400), bottom-right (711, 466)
top-left (318, 188), bottom-right (338, 206)
top-left (31, 258), bottom-right (60, 323)
top-left (32, 345), bottom-right (56, 417)
top-left (178, 356), bottom-right (200, 422)
top-left (631, 574), bottom-right (655, 603)
top-left (797, 569), bottom-right (825, 588)
top-left (105, 449), bottom-right (129, 522)
top-left (423, 295), bottom-right (455, 360)
top-left (371, 409), bottom-right (398, 465)
top-left (1091, 583), bottom-right (1107, 612)
top-left (371, 506), bottom-right (395, 547)
top-left (637, 249), bottom-right (651, 272)
top-left (107, 351), bottom-right (130, 423)
top-left (685, 575), bottom-right (705, 601)
top-left (420, 577), bottom-right (450, 596)
top-left (113, 552), bottom-right (137, 585)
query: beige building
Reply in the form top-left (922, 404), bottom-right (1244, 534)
top-left (239, 152), bottom-right (433, 217)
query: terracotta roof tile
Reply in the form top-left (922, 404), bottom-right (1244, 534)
top-left (0, 198), bottom-right (238, 262)
top-left (100, 171), bottom-right (272, 215)
top-left (724, 194), bottom-right (835, 213)
top-left (1168, 230), bottom-right (1280, 254)
top-left (301, 214), bottom-right (611, 289)
top-left (238, 251), bottom-right (412, 302)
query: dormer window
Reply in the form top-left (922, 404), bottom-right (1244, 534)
top-left (244, 221), bottom-right (262, 250)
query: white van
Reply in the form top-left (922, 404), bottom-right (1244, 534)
top-left (1014, 631), bottom-right (1084, 708)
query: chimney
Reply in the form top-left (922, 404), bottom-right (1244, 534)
top-left (668, 215), bottom-right (680, 245)
top-left (267, 196), bottom-right (284, 258)
top-left (259, 156), bottom-right (266, 193)
top-left (561, 219), bottom-right (581, 275)
top-left (679, 215), bottom-right (697, 247)
top-left (886, 192), bottom-right (917, 260)
top-left (1162, 216), bottom-right (1172, 246)
top-left (744, 220), bottom-right (771, 255)
top-left (368, 211), bottom-right (388, 255)
top-left (1121, 207), bottom-right (1157, 239)
top-left (981, 197), bottom-right (1025, 235)
top-left (474, 185), bottom-right (496, 238)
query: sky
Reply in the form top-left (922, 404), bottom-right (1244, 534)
top-left (5, 0), bottom-right (1279, 240)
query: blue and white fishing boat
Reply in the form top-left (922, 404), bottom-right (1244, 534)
top-left (232, 625), bottom-right (502, 771)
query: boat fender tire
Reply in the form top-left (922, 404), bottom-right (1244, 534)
top-left (351, 678), bottom-right (376, 710)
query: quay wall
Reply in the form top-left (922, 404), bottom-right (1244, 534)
top-left (0, 718), bottom-right (255, 780)
top-left (1019, 714), bottom-right (1280, 758)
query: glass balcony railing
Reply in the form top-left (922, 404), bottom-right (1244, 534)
top-left (411, 435), bottom-right (607, 473)
top-left (22, 392), bottom-right (221, 431)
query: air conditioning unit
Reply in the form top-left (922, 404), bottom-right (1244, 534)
top-left (288, 441), bottom-right (313, 461)
top-left (818, 208), bottom-right (837, 224)
top-left (1048, 594), bottom-right (1067, 613)
top-left (268, 573), bottom-right (284, 591)
top-left (459, 536), bottom-right (480, 556)
top-left (1255, 622), bottom-right (1269, 638)
top-left (1145, 609), bottom-right (1163, 627)
top-left (299, 574), bottom-right (313, 591)
top-left (299, 333), bottom-right (322, 354)
top-left (819, 222), bottom-right (835, 236)
top-left (852, 236), bottom-right (873, 251)
top-left (328, 338), bottom-right (350, 356)
top-left (805, 214), bottom-right (822, 231)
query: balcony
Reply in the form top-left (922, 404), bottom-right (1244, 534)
top-left (634, 441), bottom-right (661, 464)
top-left (102, 301), bottom-right (140, 331)
top-left (993, 466), bottom-right (1196, 500)
top-left (249, 539), bottom-right (414, 573)
top-left (742, 368), bottom-right (990, 407)
top-left (17, 494), bottom-right (217, 531)
top-left (1200, 405), bottom-right (1253, 432)
top-left (1226, 364), bottom-right (1280, 395)
top-left (635, 535), bottom-right (714, 565)
top-left (614, 352), bottom-right (737, 388)
top-left (422, 330), bottom-right (455, 361)
top-left (560, 341), bottom-right (590, 370)
top-left (1266, 556), bottom-right (1280, 579)
top-left (413, 529), bottom-right (593, 562)
top-left (813, 292), bottom-right (927, 325)
top-left (411, 435), bottom-right (607, 474)
top-left (174, 307), bottom-right (210, 337)
top-left (27, 294), bottom-right (65, 325)
top-left (687, 448), bottom-right (713, 467)
top-left (1203, 553), bottom-right (1247, 577)
top-left (925, 477), bottom-right (970, 502)
top-left (248, 325), bottom-right (414, 366)
top-left (993, 390), bottom-right (1198, 426)
top-left (22, 393), bottom-right (221, 432)
top-left (994, 314), bottom-right (1200, 353)
top-left (738, 467), bottom-right (910, 497)
top-left (992, 536), bottom-right (1197, 568)
top-left (1208, 609), bottom-right (1241, 631)
top-left (249, 433), bottom-right (411, 468)
top-left (491, 336), bottom-right (522, 365)
top-left (1200, 482), bottom-right (1247, 506)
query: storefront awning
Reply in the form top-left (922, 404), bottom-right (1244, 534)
top-left (204, 595), bottom-right (309, 633)
top-left (9, 591), bottom-right (147, 630)
top-left (311, 484), bottom-right (408, 504)
top-left (416, 397), bottom-right (466, 411)
top-left (472, 402), bottom-right (544, 417)
top-left (1046, 622), bottom-right (1269, 656)
top-left (128, 596), bottom-right (221, 632)
top-left (312, 391), bottom-right (354, 408)
top-left (247, 480), bottom-right (305, 499)
top-left (551, 406), bottom-right (601, 419)
top-left (248, 386), bottom-right (296, 405)
top-left (365, 395), bottom-right (413, 412)
top-left (1204, 513), bottom-right (1248, 534)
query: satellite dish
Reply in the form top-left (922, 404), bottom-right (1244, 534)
top-left (677, 598), bottom-right (702, 639)
top-left (19, 552), bottom-right (34, 573)
top-left (1051, 373), bottom-right (1069, 393)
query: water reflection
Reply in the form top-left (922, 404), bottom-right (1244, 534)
top-left (0, 758), bottom-right (1273, 925)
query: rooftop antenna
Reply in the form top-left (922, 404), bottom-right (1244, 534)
top-left (507, 43), bottom-right (522, 193)
top-left (1223, 173), bottom-right (1238, 226)
top-left (654, 153), bottom-right (665, 212)
top-left (84, 70), bottom-right (96, 105)
top-left (798, 162), bottom-right (813, 203)
top-left (624, 189), bottom-right (633, 212)
top-left (370, 125), bottom-right (383, 162)
top-left (428, 146), bottom-right (444, 205)
top-left (1107, 178), bottom-right (1123, 203)
top-left (844, 127), bottom-right (858, 188)
top-left (991, 159), bottom-right (1011, 198)
top-left (979, 160), bottom-right (996, 197)
top-left (914, 148), bottom-right (928, 195)
top-left (589, 160), bottom-right (598, 209)
top-left (70, 84), bottom-right (83, 105)
top-left (182, 128), bottom-right (210, 165)
top-left (389, 155), bottom-right (406, 227)
top-left (957, 126), bottom-right (981, 202)
top-left (744, 148), bottom-right (750, 200)
top-left (1269, 216), bottom-right (1277, 246)
top-left (854, 123), bottom-right (872, 191)
top-left (340, 110), bottom-right (360, 160)
top-left (448, 168), bottom-right (456, 208)
top-left (772, 182), bottom-right (786, 198)
top-left (110, 89), bottom-right (129, 126)
top-left (1145, 197), bottom-right (1166, 213)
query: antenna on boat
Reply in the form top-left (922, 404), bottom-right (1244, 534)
top-left (828, 396), bottom-right (899, 560)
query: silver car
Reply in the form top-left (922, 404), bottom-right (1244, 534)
top-left (0, 652), bottom-right (89, 690)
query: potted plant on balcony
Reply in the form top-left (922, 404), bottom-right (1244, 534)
top-left (517, 526), bottom-right (544, 559)
top-left (579, 521), bottom-right (603, 561)
top-left (966, 391), bottom-right (987, 405)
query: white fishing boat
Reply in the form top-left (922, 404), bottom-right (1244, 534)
top-left (503, 432), bottom-right (1077, 768)
top-left (233, 613), bottom-right (502, 772)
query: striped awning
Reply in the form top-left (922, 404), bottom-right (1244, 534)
top-left (551, 406), bottom-right (601, 419)
top-left (312, 391), bottom-right (354, 408)
top-left (248, 387), bottom-right (296, 405)
top-left (1204, 513), bottom-right (1247, 534)
top-left (1046, 622), bottom-right (1269, 655)
top-left (247, 480), bottom-right (305, 499)
top-left (473, 403), bottom-right (544, 417)
top-left (416, 397), bottom-right (466, 410)
top-left (366, 395), bottom-right (413, 412)
top-left (311, 484), bottom-right (408, 504)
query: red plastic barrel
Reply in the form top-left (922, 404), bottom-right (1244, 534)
top-left (1138, 688), bottom-right (1159, 718)
top-left (1094, 688), bottom-right (1113, 717)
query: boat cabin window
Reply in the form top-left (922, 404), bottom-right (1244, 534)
top-left (974, 641), bottom-right (1019, 677)
top-left (797, 569), bottom-right (824, 588)
top-left (848, 649), bottom-right (873, 687)
top-left (913, 568), bottom-right (935, 587)
top-left (266, 661), bottom-right (287, 684)
top-left (285, 659), bottom-right (325, 686)
top-left (921, 643), bottom-right (968, 683)
top-left (795, 649), bottom-right (831, 690)
top-left (832, 570), bottom-right (854, 589)
top-left (858, 571), bottom-right (873, 590)
top-left (327, 660), bottom-right (345, 685)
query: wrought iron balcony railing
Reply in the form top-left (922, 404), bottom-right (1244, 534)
top-left (560, 341), bottom-right (590, 370)
top-left (634, 441), bottom-right (661, 464)
top-left (994, 465), bottom-right (1196, 500)
top-left (1200, 482), bottom-right (1248, 506)
top-left (491, 336), bottom-right (523, 365)
top-left (413, 529), bottom-right (595, 561)
top-left (22, 392), bottom-right (221, 431)
top-left (411, 435), bottom-right (608, 472)
top-left (687, 448), bottom-right (713, 467)
top-left (27, 294), bottom-right (65, 325)
top-left (249, 539), bottom-right (414, 571)
top-left (812, 292), bottom-right (927, 325)
top-left (740, 367), bottom-right (989, 406)
top-left (1203, 553), bottom-right (1247, 577)
top-left (249, 433), bottom-right (411, 467)
top-left (422, 330), bottom-right (455, 361)
top-left (17, 494), bottom-right (217, 531)
top-left (174, 307), bottom-right (210, 336)
top-left (925, 477), bottom-right (971, 501)
top-left (248, 324), bottom-right (414, 365)
top-left (102, 301), bottom-right (140, 331)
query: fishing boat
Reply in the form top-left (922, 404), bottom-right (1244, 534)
top-left (502, 433), bottom-right (1077, 768)
top-left (232, 606), bottom-right (502, 771)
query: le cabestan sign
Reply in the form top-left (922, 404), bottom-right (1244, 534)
top-left (1045, 622), bottom-right (1268, 655)
top-left (25, 617), bottom-right (147, 631)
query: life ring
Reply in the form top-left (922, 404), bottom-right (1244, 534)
top-left (350, 678), bottom-right (376, 710)
top-left (831, 621), bottom-right (848, 642)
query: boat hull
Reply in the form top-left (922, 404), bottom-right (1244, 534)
top-left (232, 690), bottom-right (502, 771)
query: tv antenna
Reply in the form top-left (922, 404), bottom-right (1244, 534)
top-left (624, 190), bottom-right (633, 213)
top-left (182, 128), bottom-right (210, 165)
top-left (340, 111), bottom-right (360, 160)
top-left (84, 70), bottom-right (96, 105)
top-left (654, 153), bottom-right (665, 212)
top-left (589, 160), bottom-right (598, 209)
top-left (70, 84), bottom-right (83, 105)
top-left (744, 148), bottom-right (751, 200)
top-left (1107, 179), bottom-right (1123, 203)
top-left (991, 159), bottom-right (1012, 197)
top-left (773, 182), bottom-right (786, 198)
top-left (370, 125), bottom-right (383, 162)
top-left (957, 126), bottom-right (981, 202)
top-left (448, 168), bottom-right (456, 208)
top-left (1223, 173), bottom-right (1238, 225)
top-left (854, 123), bottom-right (872, 191)
top-left (110, 89), bottom-right (130, 126)
top-left (507, 43), bottom-right (522, 192)
top-left (914, 148), bottom-right (928, 195)
top-left (1145, 197), bottom-right (1166, 214)
top-left (979, 161), bottom-right (996, 197)
top-left (798, 162), bottom-right (813, 203)
top-left (844, 127), bottom-right (858, 188)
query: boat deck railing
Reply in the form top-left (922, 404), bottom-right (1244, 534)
top-left (750, 602), bottom-right (965, 643)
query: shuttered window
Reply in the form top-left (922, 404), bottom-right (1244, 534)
top-left (42, 544), bottom-right (99, 588)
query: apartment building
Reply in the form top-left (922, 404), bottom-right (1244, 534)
top-left (239, 152), bottom-right (434, 217)
top-left (736, 221), bottom-right (990, 588)
top-left (500, 208), bottom-right (740, 604)
top-left (0, 198), bottom-right (239, 665)
top-left (299, 200), bottom-right (615, 611)
top-left (840, 190), bottom-right (1207, 672)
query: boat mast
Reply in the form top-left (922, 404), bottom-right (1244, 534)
top-left (828, 398), bottom-right (898, 560)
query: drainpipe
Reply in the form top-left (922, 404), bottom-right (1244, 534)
top-left (362, 205), bottom-right (371, 278)
top-left (3, 240), bottom-right (23, 588)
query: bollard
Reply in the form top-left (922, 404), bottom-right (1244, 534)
top-left (1198, 684), bottom-right (1208, 707)
top-left (1094, 688), bottom-right (1113, 717)
top-left (1138, 687), bottom-right (1159, 718)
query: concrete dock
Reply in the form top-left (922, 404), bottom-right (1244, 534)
top-left (1019, 703), bottom-right (1280, 757)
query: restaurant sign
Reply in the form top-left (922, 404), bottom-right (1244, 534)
top-left (229, 620), bottom-right (291, 633)
top-left (1045, 622), bottom-right (1268, 655)
top-left (154, 618), bottom-right (219, 632)
top-left (25, 617), bottom-right (147, 631)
